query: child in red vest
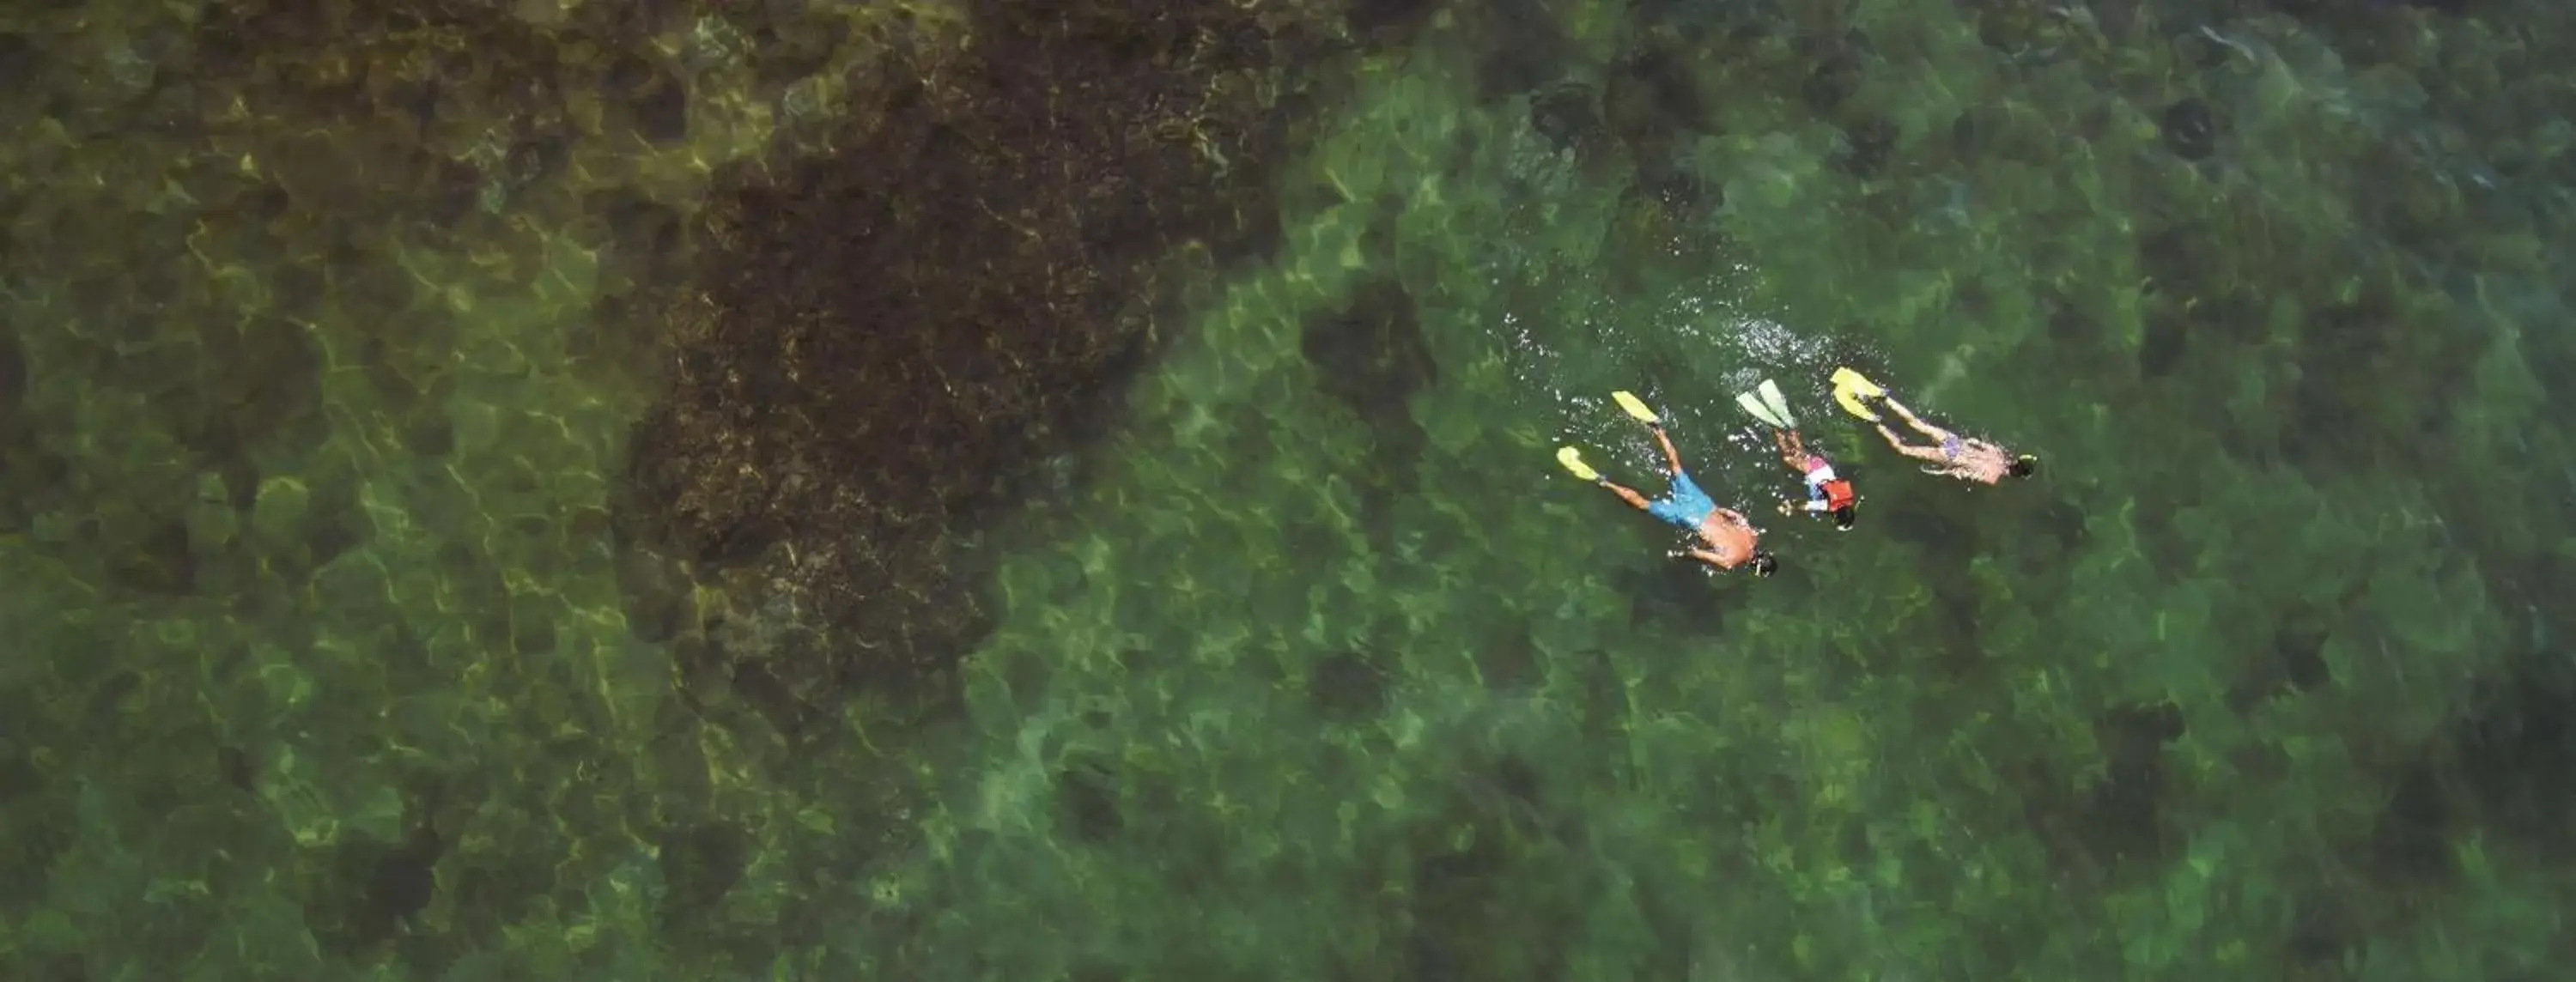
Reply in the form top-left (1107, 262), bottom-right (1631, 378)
top-left (1773, 429), bottom-right (1858, 530)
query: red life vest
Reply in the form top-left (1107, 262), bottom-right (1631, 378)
top-left (1821, 479), bottom-right (1856, 511)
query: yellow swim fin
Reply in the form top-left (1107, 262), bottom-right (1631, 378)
top-left (1610, 391), bottom-right (1660, 425)
top-left (1556, 446), bottom-right (1601, 482)
top-left (1831, 367), bottom-right (1886, 421)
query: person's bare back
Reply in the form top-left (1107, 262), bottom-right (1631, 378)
top-left (1870, 397), bottom-right (2035, 487)
top-left (1684, 509), bottom-right (1760, 569)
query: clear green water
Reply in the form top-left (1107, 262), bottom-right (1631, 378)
top-left (897, 14), bottom-right (2576, 981)
top-left (4, 1), bottom-right (2573, 979)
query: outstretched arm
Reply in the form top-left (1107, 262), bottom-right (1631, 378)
top-left (1680, 547), bottom-right (1730, 570)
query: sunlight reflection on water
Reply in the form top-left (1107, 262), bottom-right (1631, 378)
top-left (1504, 261), bottom-right (1886, 497)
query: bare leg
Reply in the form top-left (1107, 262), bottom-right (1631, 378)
top-left (1885, 398), bottom-right (1953, 442)
top-left (1647, 425), bottom-right (1686, 476)
top-left (1774, 429), bottom-right (1808, 470)
top-left (1874, 422), bottom-right (1923, 453)
top-left (1599, 480), bottom-right (1655, 512)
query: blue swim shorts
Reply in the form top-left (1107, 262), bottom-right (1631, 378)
top-left (1647, 471), bottom-right (1716, 530)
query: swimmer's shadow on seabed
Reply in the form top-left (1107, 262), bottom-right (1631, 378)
top-left (1614, 555), bottom-right (1737, 639)
top-left (1614, 454), bottom-right (2087, 652)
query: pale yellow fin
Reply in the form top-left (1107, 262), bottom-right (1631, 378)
top-left (1610, 391), bottom-right (1659, 425)
top-left (1556, 446), bottom-right (1601, 482)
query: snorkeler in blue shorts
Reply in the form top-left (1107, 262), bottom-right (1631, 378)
top-left (1557, 391), bottom-right (1778, 576)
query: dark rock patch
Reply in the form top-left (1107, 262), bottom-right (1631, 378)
top-left (1473, 622), bottom-right (1543, 692)
top-left (656, 821), bottom-right (751, 926)
top-left (310, 806), bottom-right (448, 956)
top-left (104, 519), bottom-right (198, 596)
top-left (1348, 0), bottom-right (1444, 46)
top-left (2136, 301), bottom-right (2188, 379)
top-left (2451, 658), bottom-right (2576, 850)
top-left (1605, 39), bottom-right (1709, 142)
top-left (2227, 599), bottom-right (2345, 712)
top-left (1947, 103), bottom-right (2055, 164)
top-left (1303, 276), bottom-right (1437, 543)
top-left (1834, 116), bottom-right (1898, 179)
top-left (216, 743), bottom-right (258, 792)
top-left (0, 742), bottom-right (73, 926)
top-left (1468, 0), bottom-right (1574, 100)
top-left (1574, 647), bottom-right (1625, 740)
top-left (1310, 650), bottom-right (1394, 722)
top-left (359, 821), bottom-right (445, 939)
top-left (1305, 280), bottom-right (1436, 433)
top-left (0, 31), bottom-right (40, 89)
top-left (2018, 700), bottom-right (2186, 883)
top-left (1402, 783), bottom-right (1581, 980)
top-left (1801, 47), bottom-right (1863, 113)
top-left (2278, 273), bottom-right (2471, 475)
top-left (1057, 761), bottom-right (1124, 843)
top-left (1603, 37), bottom-right (1719, 217)
top-left (2283, 887), bottom-right (2363, 969)
top-left (1528, 82), bottom-right (1602, 154)
top-left (611, 0), bottom-right (1346, 721)
top-left (2132, 221), bottom-right (2271, 379)
top-left (2160, 97), bottom-right (2219, 161)
top-left (2366, 765), bottom-right (2453, 883)
top-left (2083, 701), bottom-right (2185, 865)
top-left (626, 68), bottom-right (691, 146)
top-left (2276, 627), bottom-right (2332, 692)
top-left (0, 322), bottom-right (23, 438)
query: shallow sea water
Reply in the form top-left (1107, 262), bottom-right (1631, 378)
top-left (3, 2), bottom-right (2573, 980)
top-left (905, 6), bottom-right (2576, 980)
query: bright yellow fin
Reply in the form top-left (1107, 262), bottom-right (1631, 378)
top-left (1830, 367), bottom-right (1886, 421)
top-left (1610, 391), bottom-right (1660, 425)
top-left (1831, 367), bottom-right (1886, 396)
top-left (1556, 446), bottom-right (1601, 482)
top-left (1833, 389), bottom-right (1880, 421)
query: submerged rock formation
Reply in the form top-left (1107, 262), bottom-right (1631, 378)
top-left (605, 1), bottom-right (1390, 734)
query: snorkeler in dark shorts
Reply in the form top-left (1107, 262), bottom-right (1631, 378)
top-left (1874, 398), bottom-right (2034, 484)
top-left (1831, 367), bottom-right (2036, 485)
